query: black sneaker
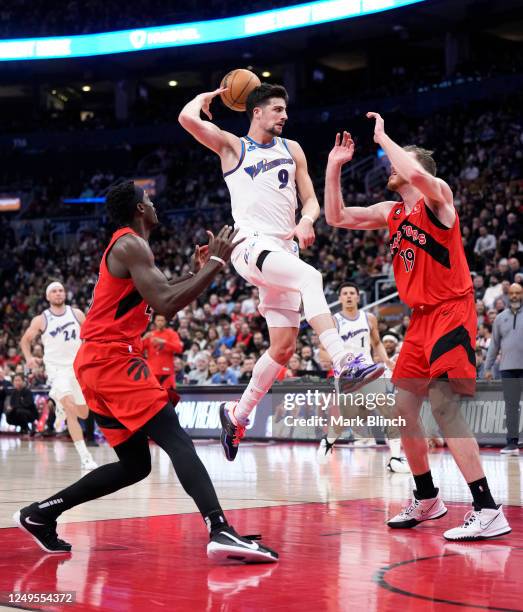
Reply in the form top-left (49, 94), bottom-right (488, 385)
top-left (13, 503), bottom-right (72, 553)
top-left (317, 436), bottom-right (335, 464)
top-left (207, 526), bottom-right (278, 564)
top-left (219, 402), bottom-right (246, 462)
top-left (500, 443), bottom-right (519, 456)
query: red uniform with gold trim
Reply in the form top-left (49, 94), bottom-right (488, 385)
top-left (74, 227), bottom-right (169, 447)
top-left (388, 198), bottom-right (476, 396)
top-left (143, 328), bottom-right (183, 390)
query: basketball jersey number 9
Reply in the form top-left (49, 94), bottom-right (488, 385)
top-left (278, 169), bottom-right (289, 189)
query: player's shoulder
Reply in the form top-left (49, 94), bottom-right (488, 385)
top-left (112, 232), bottom-right (151, 257)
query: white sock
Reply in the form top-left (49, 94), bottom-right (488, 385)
top-left (74, 440), bottom-right (90, 460)
top-left (319, 328), bottom-right (350, 371)
top-left (388, 437), bottom-right (401, 458)
top-left (235, 352), bottom-right (283, 425)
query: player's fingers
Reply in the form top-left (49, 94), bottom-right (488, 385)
top-left (206, 230), bottom-right (215, 244)
top-left (214, 87), bottom-right (228, 95)
top-left (200, 245), bottom-right (209, 254)
top-left (366, 112), bottom-right (376, 119)
top-left (341, 132), bottom-right (348, 147)
top-left (335, 132), bottom-right (340, 146)
top-left (228, 227), bottom-right (240, 242)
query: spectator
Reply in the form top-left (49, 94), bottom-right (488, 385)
top-left (474, 226), bottom-right (497, 258)
top-left (174, 357), bottom-right (186, 385)
top-left (228, 351), bottom-right (242, 379)
top-left (236, 322), bottom-right (253, 351)
top-left (143, 313), bottom-right (183, 392)
top-left (187, 352), bottom-right (211, 386)
top-left (238, 357), bottom-right (256, 384)
top-left (284, 354), bottom-right (303, 379)
top-left (217, 320), bottom-right (236, 350)
top-left (0, 366), bottom-right (9, 423)
top-left (300, 345), bottom-right (322, 373)
top-left (508, 257), bottom-right (522, 281)
top-left (473, 275), bottom-right (486, 301)
top-left (483, 275), bottom-right (503, 309)
top-left (485, 283), bottom-right (523, 455)
top-left (6, 374), bottom-right (38, 435)
top-left (211, 356), bottom-right (238, 385)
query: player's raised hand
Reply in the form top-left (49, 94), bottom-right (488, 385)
top-left (198, 88), bottom-right (227, 120)
top-left (328, 131), bottom-right (355, 166)
top-left (190, 244), bottom-right (209, 273)
top-left (366, 112), bottom-right (385, 143)
top-left (206, 225), bottom-right (245, 264)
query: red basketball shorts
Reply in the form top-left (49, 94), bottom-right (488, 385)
top-left (74, 340), bottom-right (169, 447)
top-left (392, 294), bottom-right (477, 397)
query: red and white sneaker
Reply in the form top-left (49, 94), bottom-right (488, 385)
top-left (443, 506), bottom-right (511, 541)
top-left (219, 402), bottom-right (247, 462)
top-left (387, 491), bottom-right (448, 528)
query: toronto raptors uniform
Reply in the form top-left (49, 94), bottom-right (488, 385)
top-left (75, 227), bottom-right (168, 447)
top-left (41, 306), bottom-right (85, 406)
top-left (388, 198), bottom-right (476, 395)
top-left (226, 136), bottom-right (301, 322)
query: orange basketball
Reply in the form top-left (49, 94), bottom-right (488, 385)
top-left (220, 69), bottom-right (261, 112)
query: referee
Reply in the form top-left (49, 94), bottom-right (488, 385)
top-left (485, 283), bottom-right (523, 455)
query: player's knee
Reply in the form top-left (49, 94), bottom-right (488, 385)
top-left (270, 342), bottom-right (295, 364)
top-left (302, 266), bottom-right (323, 290)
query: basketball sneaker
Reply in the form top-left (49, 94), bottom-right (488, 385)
top-left (443, 506), bottom-right (511, 541)
top-left (317, 436), bottom-right (335, 463)
top-left (387, 456), bottom-right (411, 474)
top-left (499, 443), bottom-right (519, 456)
top-left (207, 525), bottom-right (278, 564)
top-left (13, 503), bottom-right (72, 553)
top-left (387, 490), bottom-right (447, 528)
top-left (219, 402), bottom-right (246, 461)
top-left (335, 354), bottom-right (385, 394)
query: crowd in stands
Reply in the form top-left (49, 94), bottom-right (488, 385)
top-left (0, 87), bottom-right (522, 415)
top-left (0, 0), bottom-right (303, 38)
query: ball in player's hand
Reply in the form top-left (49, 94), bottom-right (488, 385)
top-left (220, 69), bottom-right (261, 112)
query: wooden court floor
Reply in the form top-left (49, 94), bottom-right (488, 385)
top-left (0, 436), bottom-right (521, 611)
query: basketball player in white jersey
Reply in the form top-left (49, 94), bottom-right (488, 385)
top-left (317, 282), bottom-right (409, 473)
top-left (179, 83), bottom-right (383, 460)
top-left (20, 282), bottom-right (98, 470)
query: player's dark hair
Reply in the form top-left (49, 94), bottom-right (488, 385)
top-left (246, 83), bottom-right (289, 121)
top-left (106, 181), bottom-right (143, 227)
top-left (338, 282), bottom-right (360, 295)
top-left (403, 145), bottom-right (437, 176)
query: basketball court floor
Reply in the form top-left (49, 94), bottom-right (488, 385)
top-left (0, 436), bottom-right (521, 611)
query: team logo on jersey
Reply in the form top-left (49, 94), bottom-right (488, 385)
top-left (49, 321), bottom-right (75, 337)
top-left (244, 157), bottom-right (293, 180)
top-left (393, 208), bottom-right (402, 217)
top-left (127, 358), bottom-right (150, 381)
top-left (341, 328), bottom-right (367, 341)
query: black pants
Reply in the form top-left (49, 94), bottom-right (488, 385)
top-left (6, 409), bottom-right (35, 429)
top-left (501, 369), bottom-right (523, 442)
top-left (37, 403), bottom-right (223, 522)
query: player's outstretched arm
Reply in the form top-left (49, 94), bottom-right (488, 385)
top-left (178, 89), bottom-right (240, 158)
top-left (113, 226), bottom-right (244, 320)
top-left (325, 131), bottom-right (392, 230)
top-left (366, 112), bottom-right (454, 216)
top-left (20, 315), bottom-right (44, 370)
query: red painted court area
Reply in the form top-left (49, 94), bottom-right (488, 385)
top-left (1, 500), bottom-right (521, 611)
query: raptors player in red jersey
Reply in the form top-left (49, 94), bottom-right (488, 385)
top-left (13, 180), bottom-right (277, 563)
top-left (324, 116), bottom-right (510, 541)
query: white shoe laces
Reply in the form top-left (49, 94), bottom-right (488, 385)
top-left (461, 510), bottom-right (480, 528)
top-left (400, 499), bottom-right (420, 517)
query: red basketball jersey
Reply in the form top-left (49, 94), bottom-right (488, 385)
top-left (387, 199), bottom-right (472, 308)
top-left (81, 227), bottom-right (151, 343)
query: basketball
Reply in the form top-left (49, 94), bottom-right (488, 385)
top-left (220, 69), bottom-right (261, 112)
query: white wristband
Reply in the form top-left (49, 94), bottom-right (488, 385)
top-left (301, 214), bottom-right (315, 224)
top-left (209, 255), bottom-right (226, 267)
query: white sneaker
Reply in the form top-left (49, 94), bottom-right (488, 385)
top-left (387, 492), bottom-right (447, 528)
top-left (443, 506), bottom-right (511, 541)
top-left (317, 437), bottom-right (335, 464)
top-left (81, 456), bottom-right (98, 470)
top-left (387, 456), bottom-right (411, 474)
